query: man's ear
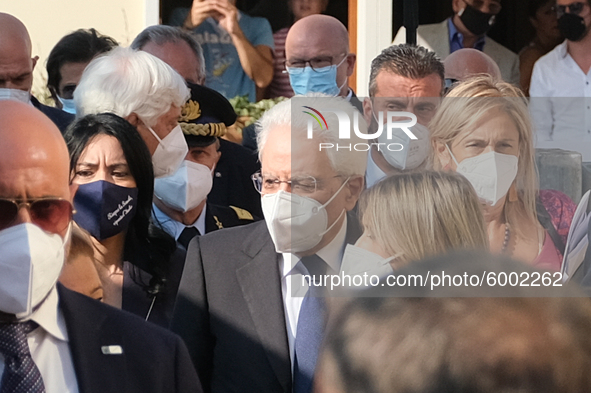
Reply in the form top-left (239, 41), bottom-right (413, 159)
top-left (125, 113), bottom-right (140, 127)
top-left (345, 53), bottom-right (356, 77)
top-left (31, 56), bottom-right (39, 71)
top-left (452, 0), bottom-right (464, 14)
top-left (344, 175), bottom-right (364, 211)
top-left (362, 97), bottom-right (373, 125)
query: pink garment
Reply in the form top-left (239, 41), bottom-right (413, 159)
top-left (532, 230), bottom-right (562, 272)
top-left (266, 27), bottom-right (294, 99)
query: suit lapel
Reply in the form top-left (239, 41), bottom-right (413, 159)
top-left (235, 222), bottom-right (292, 392)
top-left (58, 285), bottom-right (127, 393)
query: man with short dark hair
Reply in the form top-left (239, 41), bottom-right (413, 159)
top-left (46, 28), bottom-right (118, 114)
top-left (393, 0), bottom-right (519, 85)
top-left (0, 13), bottom-right (73, 132)
top-left (364, 44), bottom-right (444, 187)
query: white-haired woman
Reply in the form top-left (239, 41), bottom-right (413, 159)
top-left (431, 76), bottom-right (575, 270)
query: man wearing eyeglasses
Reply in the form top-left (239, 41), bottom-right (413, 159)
top-left (172, 95), bottom-right (366, 393)
top-left (529, 0), bottom-right (591, 161)
top-left (284, 14), bottom-right (362, 112)
top-left (393, 0), bottom-right (520, 85)
top-left (0, 101), bottom-right (202, 392)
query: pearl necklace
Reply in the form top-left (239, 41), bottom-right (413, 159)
top-left (501, 223), bottom-right (511, 253)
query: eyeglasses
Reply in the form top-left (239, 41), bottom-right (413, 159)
top-left (284, 54), bottom-right (347, 75)
top-left (553, 2), bottom-right (588, 17)
top-left (251, 171), bottom-right (343, 195)
top-left (0, 198), bottom-right (74, 233)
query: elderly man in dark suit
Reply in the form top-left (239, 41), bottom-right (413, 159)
top-left (172, 95), bottom-right (368, 393)
top-left (0, 100), bottom-right (201, 393)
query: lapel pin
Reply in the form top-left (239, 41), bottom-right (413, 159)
top-left (101, 345), bottom-right (123, 355)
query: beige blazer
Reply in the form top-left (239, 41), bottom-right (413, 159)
top-left (393, 19), bottom-right (520, 85)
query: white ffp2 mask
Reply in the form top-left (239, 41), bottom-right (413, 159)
top-left (148, 124), bottom-right (189, 179)
top-left (0, 223), bottom-right (68, 316)
top-left (340, 244), bottom-right (396, 278)
top-left (376, 120), bottom-right (431, 171)
top-left (261, 178), bottom-right (349, 254)
top-left (154, 160), bottom-right (213, 212)
top-left (447, 146), bottom-right (518, 206)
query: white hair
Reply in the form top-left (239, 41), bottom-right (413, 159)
top-left (256, 94), bottom-right (368, 176)
top-left (74, 46), bottom-right (190, 126)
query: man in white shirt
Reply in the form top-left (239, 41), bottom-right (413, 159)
top-left (529, 0), bottom-right (591, 161)
top-left (0, 100), bottom-right (201, 393)
top-left (172, 95), bottom-right (367, 393)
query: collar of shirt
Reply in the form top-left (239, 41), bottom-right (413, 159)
top-left (557, 40), bottom-right (569, 59)
top-left (365, 149), bottom-right (387, 189)
top-left (448, 17), bottom-right (486, 53)
top-left (280, 214), bottom-right (348, 279)
top-left (27, 286), bottom-right (68, 342)
top-left (152, 203), bottom-right (207, 240)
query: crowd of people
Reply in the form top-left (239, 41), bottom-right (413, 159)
top-left (1, 0), bottom-right (591, 392)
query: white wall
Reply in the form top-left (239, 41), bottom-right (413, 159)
top-left (355, 0), bottom-right (393, 97)
top-left (0, 0), bottom-right (159, 100)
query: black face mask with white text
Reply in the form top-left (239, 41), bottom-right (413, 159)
top-left (458, 2), bottom-right (496, 36)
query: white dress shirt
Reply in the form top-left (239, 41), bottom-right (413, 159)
top-left (530, 40), bottom-right (591, 160)
top-left (152, 203), bottom-right (207, 240)
top-left (279, 215), bottom-right (348, 371)
top-left (365, 149), bottom-right (387, 189)
top-left (0, 286), bottom-right (79, 392)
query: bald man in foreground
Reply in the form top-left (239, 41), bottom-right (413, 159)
top-left (285, 14), bottom-right (361, 111)
top-left (444, 48), bottom-right (502, 91)
top-left (0, 101), bottom-right (201, 393)
top-left (0, 13), bottom-right (73, 132)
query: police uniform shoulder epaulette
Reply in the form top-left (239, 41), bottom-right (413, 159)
top-left (229, 205), bottom-right (254, 221)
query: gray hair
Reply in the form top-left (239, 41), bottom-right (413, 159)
top-left (74, 46), bottom-right (189, 126)
top-left (368, 44), bottom-right (444, 97)
top-left (256, 94), bottom-right (368, 177)
top-left (131, 25), bottom-right (206, 83)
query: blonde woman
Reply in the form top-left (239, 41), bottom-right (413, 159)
top-left (430, 76), bottom-right (575, 270)
top-left (342, 171), bottom-right (488, 274)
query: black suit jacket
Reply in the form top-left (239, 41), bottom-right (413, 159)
top-left (31, 96), bottom-right (74, 133)
top-left (171, 214), bottom-right (361, 393)
top-left (57, 284), bottom-right (202, 393)
top-left (209, 139), bottom-right (262, 217)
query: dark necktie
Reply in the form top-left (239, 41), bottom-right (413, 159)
top-left (0, 321), bottom-right (46, 393)
top-left (178, 226), bottom-right (201, 249)
top-left (293, 255), bottom-right (328, 393)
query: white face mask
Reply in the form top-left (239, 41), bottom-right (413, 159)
top-left (0, 88), bottom-right (31, 104)
top-left (261, 178), bottom-right (349, 254)
top-left (154, 160), bottom-right (213, 213)
top-left (340, 244), bottom-right (396, 278)
top-left (447, 145), bottom-right (518, 206)
top-left (0, 223), bottom-right (69, 316)
top-left (148, 124), bottom-right (189, 179)
top-left (373, 109), bottom-right (431, 170)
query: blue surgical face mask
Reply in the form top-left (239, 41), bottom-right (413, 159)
top-left (288, 56), bottom-right (348, 96)
top-left (58, 95), bottom-right (76, 115)
top-left (73, 180), bottom-right (138, 240)
top-left (0, 88), bottom-right (31, 104)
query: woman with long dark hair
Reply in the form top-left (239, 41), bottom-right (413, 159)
top-left (64, 112), bottom-right (178, 326)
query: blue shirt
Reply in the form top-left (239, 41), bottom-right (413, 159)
top-left (448, 18), bottom-right (486, 53)
top-left (170, 9), bottom-right (274, 102)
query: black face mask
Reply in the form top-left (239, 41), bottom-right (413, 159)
top-left (558, 13), bottom-right (588, 42)
top-left (458, 2), bottom-right (496, 36)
